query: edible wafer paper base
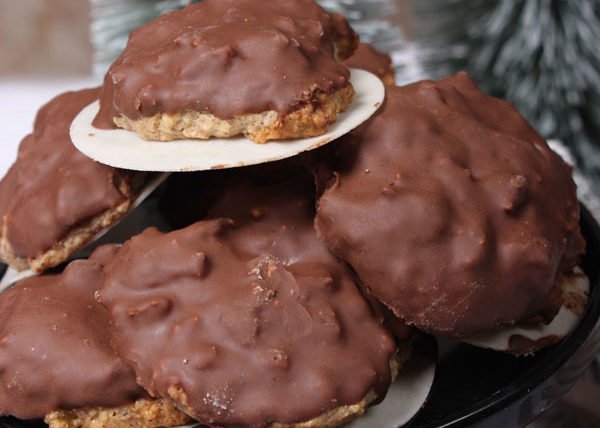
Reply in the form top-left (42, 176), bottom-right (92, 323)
top-left (348, 337), bottom-right (436, 428)
top-left (463, 267), bottom-right (589, 354)
top-left (0, 268), bottom-right (31, 292)
top-left (70, 69), bottom-right (385, 172)
top-left (174, 338), bottom-right (436, 428)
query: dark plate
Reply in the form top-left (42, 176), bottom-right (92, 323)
top-left (406, 204), bottom-right (600, 428)
top-left (0, 204), bottom-right (599, 428)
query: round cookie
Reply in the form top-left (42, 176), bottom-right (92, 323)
top-left (93, 0), bottom-right (359, 143)
top-left (0, 89), bottom-right (133, 273)
top-left (315, 73), bottom-right (585, 338)
top-left (343, 43), bottom-right (396, 86)
top-left (99, 177), bottom-right (398, 427)
top-left (0, 246), bottom-right (190, 427)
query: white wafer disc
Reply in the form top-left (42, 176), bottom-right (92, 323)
top-left (348, 339), bottom-right (436, 428)
top-left (175, 339), bottom-right (436, 428)
top-left (0, 267), bottom-right (32, 293)
top-left (70, 69), bottom-right (385, 172)
top-left (463, 267), bottom-right (589, 354)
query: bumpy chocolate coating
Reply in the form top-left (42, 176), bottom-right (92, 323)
top-left (0, 247), bottom-right (145, 420)
top-left (0, 89), bottom-right (130, 259)
top-left (94, 0), bottom-right (357, 128)
top-left (315, 73), bottom-right (585, 338)
top-left (100, 177), bottom-right (396, 427)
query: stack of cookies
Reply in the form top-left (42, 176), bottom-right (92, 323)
top-left (0, 1), bottom-right (587, 427)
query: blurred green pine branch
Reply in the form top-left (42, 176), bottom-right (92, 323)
top-left (90, 0), bottom-right (197, 75)
top-left (414, 0), bottom-right (600, 182)
top-left (91, 0), bottom-right (600, 183)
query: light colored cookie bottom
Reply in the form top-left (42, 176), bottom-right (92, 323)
top-left (45, 398), bottom-right (192, 428)
top-left (113, 85), bottom-right (355, 144)
top-left (0, 181), bottom-right (131, 273)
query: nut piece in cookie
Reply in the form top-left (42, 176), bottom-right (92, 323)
top-left (99, 176), bottom-right (398, 427)
top-left (315, 73), bottom-right (585, 339)
top-left (93, 0), bottom-right (359, 143)
top-left (0, 246), bottom-right (191, 427)
top-left (0, 89), bottom-right (134, 273)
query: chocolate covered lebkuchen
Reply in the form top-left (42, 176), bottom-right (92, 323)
top-left (0, 89), bottom-right (134, 273)
top-left (98, 175), bottom-right (400, 427)
top-left (315, 72), bottom-right (585, 338)
top-left (93, 0), bottom-right (358, 143)
top-left (0, 246), bottom-right (190, 428)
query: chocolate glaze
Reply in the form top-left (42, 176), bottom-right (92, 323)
top-left (0, 246), bottom-right (145, 420)
top-left (93, 0), bottom-right (357, 128)
top-left (0, 89), bottom-right (130, 259)
top-left (365, 292), bottom-right (415, 344)
top-left (315, 73), bottom-right (585, 338)
top-left (158, 164), bottom-right (415, 344)
top-left (100, 176), bottom-right (396, 427)
top-left (343, 43), bottom-right (394, 83)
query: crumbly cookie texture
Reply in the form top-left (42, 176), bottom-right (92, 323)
top-left (561, 269), bottom-right (588, 316)
top-left (44, 398), bottom-right (192, 428)
top-left (113, 85), bottom-right (354, 144)
top-left (0, 180), bottom-right (131, 273)
top-left (334, 35), bottom-right (358, 63)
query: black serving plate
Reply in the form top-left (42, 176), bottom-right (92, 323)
top-left (0, 203), bottom-right (599, 428)
top-left (406, 204), bottom-right (600, 428)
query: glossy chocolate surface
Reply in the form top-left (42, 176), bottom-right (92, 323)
top-left (0, 89), bottom-right (129, 259)
top-left (100, 176), bottom-right (396, 426)
top-left (94, 0), bottom-right (357, 127)
top-left (315, 73), bottom-right (585, 337)
top-left (0, 247), bottom-right (145, 420)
